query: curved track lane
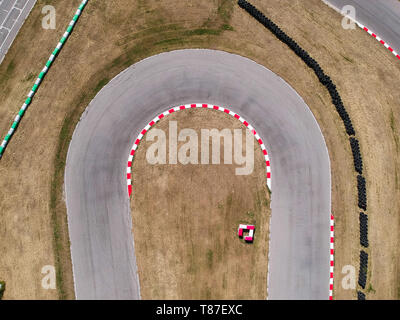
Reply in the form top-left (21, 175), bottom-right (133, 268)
top-left (65, 49), bottom-right (331, 299)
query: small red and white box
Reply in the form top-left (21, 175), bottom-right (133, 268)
top-left (238, 224), bottom-right (255, 242)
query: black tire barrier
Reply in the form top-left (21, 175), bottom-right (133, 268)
top-left (350, 137), bottom-right (363, 174)
top-left (360, 249), bottom-right (368, 263)
top-left (360, 236), bottom-right (368, 248)
top-left (357, 291), bottom-right (366, 300)
top-left (238, 0), bottom-right (371, 296)
top-left (359, 212), bottom-right (369, 248)
top-left (358, 250), bottom-right (368, 289)
top-left (357, 175), bottom-right (367, 211)
top-left (238, 0), bottom-right (356, 136)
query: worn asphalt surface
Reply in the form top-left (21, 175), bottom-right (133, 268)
top-left (2, 0), bottom-right (399, 301)
top-left (65, 49), bottom-right (331, 299)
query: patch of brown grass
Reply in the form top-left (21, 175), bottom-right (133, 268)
top-left (130, 109), bottom-right (270, 299)
top-left (0, 0), bottom-right (399, 299)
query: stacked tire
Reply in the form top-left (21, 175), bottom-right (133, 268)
top-left (357, 175), bottom-right (367, 211)
top-left (357, 291), bottom-right (366, 300)
top-left (350, 138), bottom-right (363, 174)
top-left (359, 212), bottom-right (369, 248)
top-left (358, 250), bottom-right (368, 289)
top-left (238, 0), bottom-right (370, 299)
top-left (238, 0), bottom-right (355, 137)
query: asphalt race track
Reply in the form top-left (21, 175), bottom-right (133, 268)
top-left (65, 49), bottom-right (331, 300)
top-left (324, 0), bottom-right (400, 54)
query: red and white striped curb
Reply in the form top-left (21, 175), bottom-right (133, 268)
top-left (126, 103), bottom-right (272, 197)
top-left (357, 22), bottom-right (400, 61)
top-left (329, 214), bottom-right (335, 300)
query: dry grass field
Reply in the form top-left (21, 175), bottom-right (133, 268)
top-left (130, 109), bottom-right (270, 299)
top-left (0, 0), bottom-right (399, 299)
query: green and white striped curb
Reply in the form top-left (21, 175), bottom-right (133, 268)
top-left (0, 0), bottom-right (89, 159)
